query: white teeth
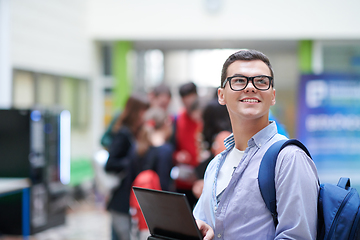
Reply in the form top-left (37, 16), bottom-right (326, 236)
top-left (242, 99), bottom-right (259, 103)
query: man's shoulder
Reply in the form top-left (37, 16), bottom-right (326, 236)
top-left (261, 136), bottom-right (313, 166)
top-left (261, 134), bottom-right (288, 150)
top-left (278, 144), bottom-right (312, 161)
top-left (275, 138), bottom-right (310, 157)
top-left (275, 141), bottom-right (316, 172)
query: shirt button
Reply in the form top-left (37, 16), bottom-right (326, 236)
top-left (214, 206), bottom-right (217, 211)
top-left (259, 143), bottom-right (262, 147)
top-left (217, 233), bottom-right (222, 238)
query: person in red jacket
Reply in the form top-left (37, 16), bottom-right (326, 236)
top-left (172, 82), bottom-right (203, 209)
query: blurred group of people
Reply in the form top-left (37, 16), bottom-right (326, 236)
top-left (100, 82), bottom-right (232, 240)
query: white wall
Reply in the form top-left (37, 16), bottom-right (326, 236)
top-left (0, 0), bottom-right (12, 108)
top-left (87, 0), bottom-right (360, 40)
top-left (10, 0), bottom-right (91, 78)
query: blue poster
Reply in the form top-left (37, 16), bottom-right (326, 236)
top-left (297, 74), bottom-right (360, 189)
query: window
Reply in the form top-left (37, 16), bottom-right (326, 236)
top-left (12, 69), bottom-right (90, 129)
top-left (13, 70), bottom-right (35, 109)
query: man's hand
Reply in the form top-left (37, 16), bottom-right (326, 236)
top-left (196, 219), bottom-right (214, 240)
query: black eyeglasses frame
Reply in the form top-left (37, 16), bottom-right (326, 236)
top-left (222, 75), bottom-right (273, 91)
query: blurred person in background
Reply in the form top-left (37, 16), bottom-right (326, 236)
top-left (172, 82), bottom-right (203, 209)
top-left (105, 93), bottom-right (150, 240)
top-left (147, 84), bottom-right (175, 189)
top-left (101, 83), bottom-right (173, 150)
top-left (148, 83), bottom-right (172, 112)
top-left (201, 89), bottom-right (232, 153)
top-left (144, 107), bottom-right (175, 191)
top-left (129, 106), bottom-right (175, 240)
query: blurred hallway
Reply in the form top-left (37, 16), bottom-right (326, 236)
top-left (0, 193), bottom-right (111, 240)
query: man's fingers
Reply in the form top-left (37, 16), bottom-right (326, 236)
top-left (202, 226), bottom-right (214, 240)
top-left (196, 220), bottom-right (214, 240)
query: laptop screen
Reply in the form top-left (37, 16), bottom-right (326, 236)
top-left (132, 187), bottom-right (203, 240)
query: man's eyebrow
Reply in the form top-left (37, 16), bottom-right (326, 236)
top-left (229, 74), bottom-right (270, 78)
top-left (229, 74), bottom-right (246, 77)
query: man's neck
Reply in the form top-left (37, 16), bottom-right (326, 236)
top-left (232, 117), bottom-right (269, 151)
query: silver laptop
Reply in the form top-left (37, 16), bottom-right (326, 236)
top-left (132, 187), bottom-right (203, 240)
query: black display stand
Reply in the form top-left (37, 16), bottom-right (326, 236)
top-left (0, 109), bottom-right (69, 235)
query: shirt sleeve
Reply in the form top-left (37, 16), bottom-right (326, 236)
top-left (274, 146), bottom-right (319, 240)
top-left (193, 170), bottom-right (210, 224)
top-left (193, 157), bottom-right (217, 228)
top-left (193, 190), bottom-right (206, 222)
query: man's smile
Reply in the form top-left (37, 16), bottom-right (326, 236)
top-left (240, 98), bottom-right (260, 103)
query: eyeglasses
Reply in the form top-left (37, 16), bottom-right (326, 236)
top-left (222, 75), bottom-right (273, 91)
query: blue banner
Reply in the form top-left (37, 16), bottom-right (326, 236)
top-left (297, 74), bottom-right (360, 189)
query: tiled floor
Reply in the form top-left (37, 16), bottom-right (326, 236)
top-left (0, 193), bottom-right (111, 240)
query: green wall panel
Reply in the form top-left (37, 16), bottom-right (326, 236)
top-left (299, 40), bottom-right (313, 74)
top-left (112, 41), bottom-right (133, 110)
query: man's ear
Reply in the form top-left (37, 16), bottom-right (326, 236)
top-left (218, 88), bottom-right (226, 105)
top-left (271, 88), bottom-right (276, 106)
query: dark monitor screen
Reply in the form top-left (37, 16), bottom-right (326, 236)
top-left (0, 109), bottom-right (31, 177)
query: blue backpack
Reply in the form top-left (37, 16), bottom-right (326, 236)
top-left (258, 139), bottom-right (360, 240)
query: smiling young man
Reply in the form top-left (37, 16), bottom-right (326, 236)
top-left (194, 50), bottom-right (319, 240)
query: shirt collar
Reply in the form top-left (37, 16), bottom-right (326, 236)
top-left (224, 133), bottom-right (235, 149)
top-left (224, 121), bottom-right (278, 150)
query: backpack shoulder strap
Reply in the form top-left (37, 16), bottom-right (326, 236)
top-left (258, 139), bottom-right (312, 227)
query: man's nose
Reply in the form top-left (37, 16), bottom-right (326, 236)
top-left (245, 81), bottom-right (256, 91)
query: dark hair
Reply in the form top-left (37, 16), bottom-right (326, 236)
top-left (202, 99), bottom-right (232, 150)
top-left (220, 49), bottom-right (274, 88)
top-left (112, 93), bottom-right (149, 134)
top-left (152, 83), bottom-right (172, 98)
top-left (179, 82), bottom-right (197, 97)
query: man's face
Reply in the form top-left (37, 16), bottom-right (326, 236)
top-left (181, 93), bottom-right (198, 113)
top-left (152, 93), bottom-right (171, 111)
top-left (218, 60), bottom-right (276, 121)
